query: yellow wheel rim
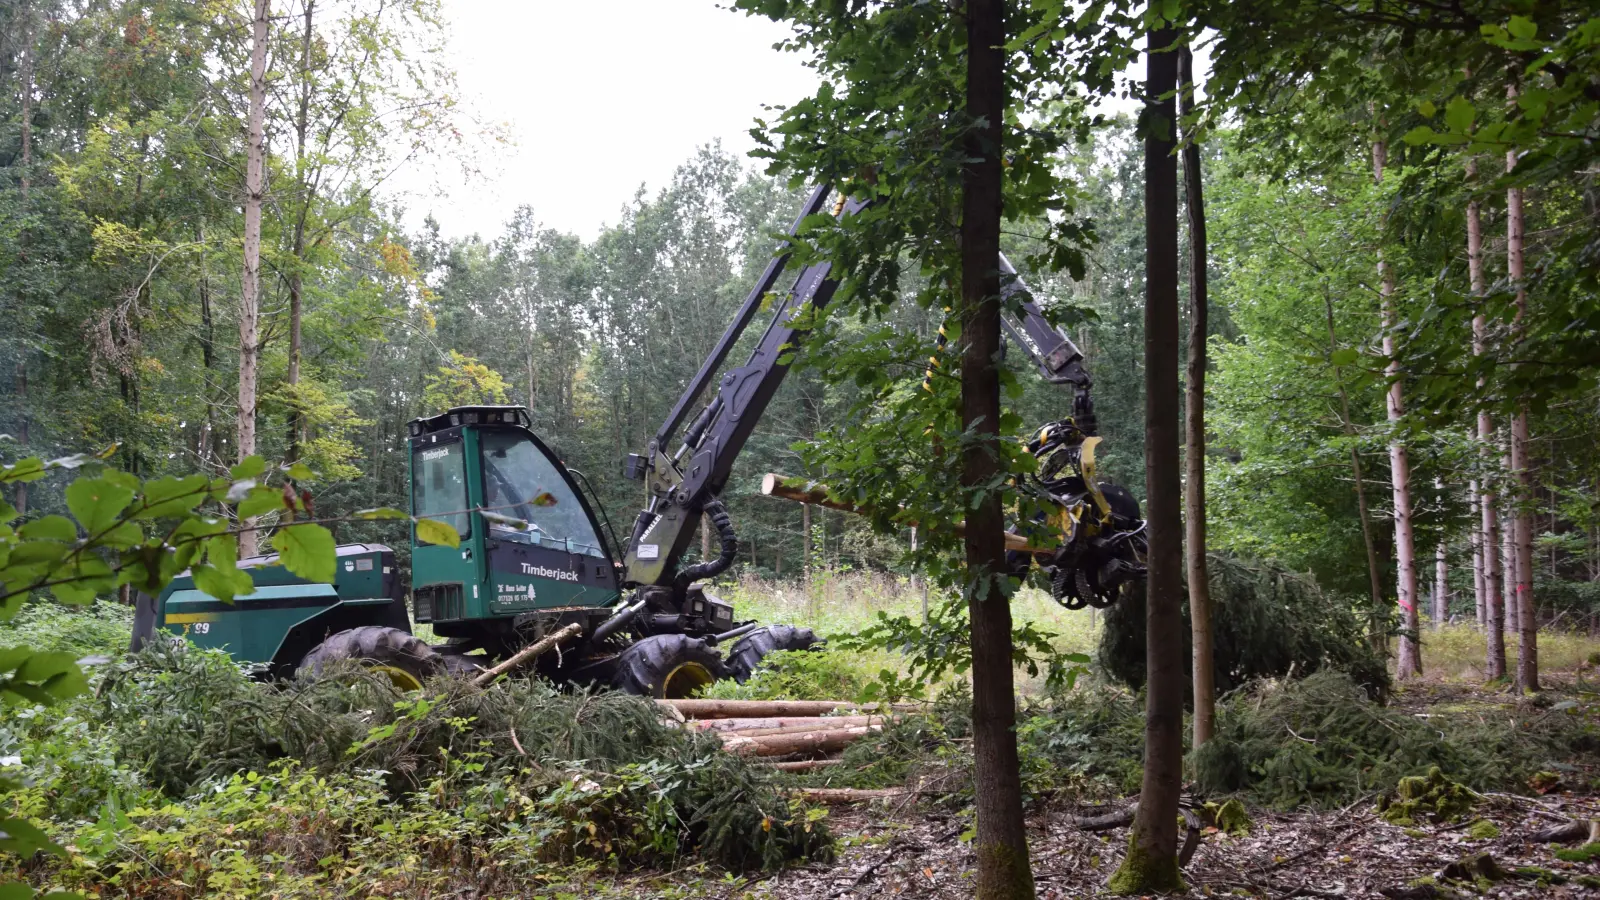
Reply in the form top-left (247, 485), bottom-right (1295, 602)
top-left (371, 665), bottom-right (424, 692)
top-left (660, 662), bottom-right (714, 699)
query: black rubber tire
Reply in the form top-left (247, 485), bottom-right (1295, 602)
top-left (298, 625), bottom-right (442, 690)
top-left (610, 634), bottom-right (723, 699)
top-left (724, 624), bottom-right (821, 683)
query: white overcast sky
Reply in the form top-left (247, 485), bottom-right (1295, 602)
top-left (391, 2), bottom-right (1190, 242)
top-left (391, 0), bottom-right (818, 241)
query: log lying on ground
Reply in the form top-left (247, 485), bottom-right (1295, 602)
top-left (660, 699), bottom-right (901, 719)
top-left (1531, 818), bottom-right (1600, 843)
top-left (688, 714), bottom-right (885, 734)
top-left (760, 473), bottom-right (1053, 554)
top-left (723, 725), bottom-right (876, 758)
top-left (767, 758), bottom-right (845, 772)
top-left (714, 719), bottom-right (884, 739)
top-left (791, 788), bottom-right (904, 804)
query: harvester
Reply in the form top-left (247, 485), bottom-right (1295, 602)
top-left (131, 185), bottom-right (1146, 697)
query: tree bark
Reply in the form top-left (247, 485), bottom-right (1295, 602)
top-left (1434, 539), bottom-right (1447, 628)
top-left (960, 4), bottom-right (1033, 897)
top-left (13, 0), bottom-right (35, 517)
top-left (238, 0), bottom-right (270, 559)
top-left (1111, 22), bottom-right (1184, 897)
top-left (1177, 46), bottom-right (1214, 748)
top-left (1506, 128), bottom-right (1538, 692)
top-left (1470, 152), bottom-right (1504, 678)
top-left (286, 0), bottom-right (316, 462)
top-left (1373, 140), bottom-right (1422, 678)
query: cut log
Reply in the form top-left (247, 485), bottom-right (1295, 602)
top-left (688, 714), bottom-right (885, 733)
top-left (660, 699), bottom-right (901, 719)
top-left (722, 725), bottom-right (876, 757)
top-left (473, 623), bottom-right (582, 687)
top-left (790, 788), bottom-right (904, 804)
top-left (767, 758), bottom-right (845, 772)
top-left (760, 473), bottom-right (1053, 554)
top-left (721, 722), bottom-right (883, 740)
top-left (1530, 818), bottom-right (1596, 843)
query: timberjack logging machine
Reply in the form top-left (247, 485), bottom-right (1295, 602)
top-left (131, 185), bottom-right (1146, 698)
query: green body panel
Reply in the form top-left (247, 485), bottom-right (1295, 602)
top-left (409, 420), bottom-right (621, 628)
top-left (153, 544), bottom-right (405, 668)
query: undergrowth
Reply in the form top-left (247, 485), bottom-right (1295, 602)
top-left (3, 641), bottom-right (833, 896)
top-left (1192, 669), bottom-right (1600, 808)
top-left (700, 648), bottom-right (882, 701)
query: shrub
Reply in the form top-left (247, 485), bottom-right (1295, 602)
top-left (1099, 554), bottom-right (1390, 698)
top-left (1018, 682), bottom-right (1147, 795)
top-left (2, 599), bottom-right (133, 659)
top-left (701, 648), bottom-right (879, 701)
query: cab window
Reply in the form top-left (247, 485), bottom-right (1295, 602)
top-left (413, 440), bottom-right (471, 543)
top-left (479, 431), bottom-right (605, 559)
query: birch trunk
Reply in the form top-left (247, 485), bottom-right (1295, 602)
top-left (238, 0), bottom-right (270, 558)
top-left (1374, 140), bottom-right (1421, 678)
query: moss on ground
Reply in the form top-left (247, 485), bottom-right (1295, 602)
top-left (1377, 767), bottom-right (1476, 825)
top-left (1465, 819), bottom-right (1500, 840)
top-left (1106, 832), bottom-right (1186, 895)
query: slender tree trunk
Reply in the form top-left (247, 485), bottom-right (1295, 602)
top-left (1434, 539), bottom-right (1447, 628)
top-left (960, 5), bottom-right (1033, 897)
top-left (1467, 157), bottom-right (1505, 676)
top-left (1506, 128), bottom-right (1538, 692)
top-left (286, 0), bottom-right (316, 462)
top-left (1111, 22), bottom-right (1184, 897)
top-left (1469, 492), bottom-right (1485, 628)
top-left (238, 0), bottom-right (270, 559)
top-left (1177, 46), bottom-right (1214, 748)
top-left (802, 503), bottom-right (812, 579)
top-left (199, 223), bottom-right (218, 469)
top-left (1503, 503), bottom-right (1518, 636)
top-left (13, 0), bottom-right (35, 517)
top-left (1373, 140), bottom-right (1422, 678)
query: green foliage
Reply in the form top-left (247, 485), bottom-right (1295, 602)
top-left (1191, 670), bottom-right (1599, 809)
top-left (1099, 554), bottom-right (1389, 698)
top-left (700, 649), bottom-right (875, 702)
top-left (85, 643), bottom-right (831, 873)
top-left (1211, 799), bottom-right (1252, 836)
top-left (422, 350), bottom-right (511, 410)
top-left (1466, 819), bottom-right (1500, 840)
top-left (1017, 682), bottom-right (1147, 796)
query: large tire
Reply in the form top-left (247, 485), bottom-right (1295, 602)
top-left (611, 634), bottom-right (722, 699)
top-left (724, 624), bottom-right (821, 683)
top-left (298, 625), bottom-right (442, 691)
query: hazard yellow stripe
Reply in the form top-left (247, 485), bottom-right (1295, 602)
top-left (163, 613), bottom-right (220, 625)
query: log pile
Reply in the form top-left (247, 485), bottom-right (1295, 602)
top-left (657, 697), bottom-right (898, 768)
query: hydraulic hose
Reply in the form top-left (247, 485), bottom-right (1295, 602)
top-left (675, 499), bottom-right (737, 590)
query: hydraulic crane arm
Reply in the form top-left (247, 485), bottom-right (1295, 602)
top-left (620, 185), bottom-right (1097, 594)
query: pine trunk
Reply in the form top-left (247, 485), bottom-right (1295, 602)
top-left (238, 0), bottom-right (270, 558)
top-left (1111, 22), bottom-right (1184, 897)
top-left (1177, 46), bottom-right (1214, 748)
top-left (961, 4), bottom-right (1034, 896)
top-left (1434, 541), bottom-right (1447, 628)
top-left (1506, 135), bottom-right (1538, 692)
top-left (1374, 140), bottom-right (1422, 678)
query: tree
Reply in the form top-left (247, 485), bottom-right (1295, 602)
top-left (1374, 138), bottom-right (1422, 679)
top-left (1467, 154), bottom-right (1506, 679)
top-left (1505, 117), bottom-right (1537, 692)
top-left (238, 0), bottom-right (269, 558)
top-left (1178, 43), bottom-right (1214, 747)
top-left (960, 3), bottom-right (1035, 896)
top-left (1109, 17), bottom-right (1184, 896)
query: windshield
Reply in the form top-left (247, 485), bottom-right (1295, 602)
top-left (479, 430), bottom-right (605, 558)
top-left (412, 440), bottom-right (470, 543)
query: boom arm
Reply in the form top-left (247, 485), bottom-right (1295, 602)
top-left (620, 186), bottom-right (1097, 592)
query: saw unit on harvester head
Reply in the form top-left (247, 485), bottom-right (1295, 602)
top-left (131, 185), bottom-right (1146, 697)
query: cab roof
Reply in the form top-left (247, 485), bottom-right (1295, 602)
top-left (407, 405), bottom-right (531, 437)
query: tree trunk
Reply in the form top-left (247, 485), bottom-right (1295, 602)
top-left (13, 0), bottom-right (35, 517)
top-left (1177, 46), bottom-right (1213, 748)
top-left (238, 0), bottom-right (270, 559)
top-left (286, 0), bottom-right (316, 462)
top-left (1469, 486), bottom-right (1485, 628)
top-left (1503, 504), bottom-right (1518, 636)
top-left (1373, 140), bottom-right (1422, 679)
top-left (1434, 540), bottom-right (1447, 628)
top-left (1111, 22), bottom-right (1184, 897)
top-left (1506, 132), bottom-right (1538, 692)
top-left (803, 502), bottom-right (812, 578)
top-left (960, 5), bottom-right (1033, 897)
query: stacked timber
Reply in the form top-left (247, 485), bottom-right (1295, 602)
top-left (656, 698), bottom-right (899, 761)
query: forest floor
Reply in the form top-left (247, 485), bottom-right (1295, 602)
top-left (561, 671), bottom-right (1600, 899)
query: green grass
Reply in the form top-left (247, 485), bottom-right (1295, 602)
top-left (1420, 623), bottom-right (1600, 681)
